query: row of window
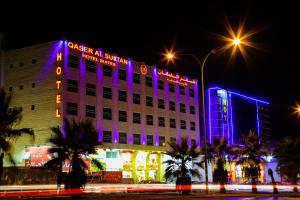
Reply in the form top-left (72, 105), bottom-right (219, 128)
top-left (103, 131), bottom-right (196, 146)
top-left (67, 77), bottom-right (195, 97)
top-left (67, 103), bottom-right (196, 130)
top-left (8, 83), bottom-right (36, 91)
top-left (67, 82), bottom-right (196, 113)
top-left (9, 59), bottom-right (36, 68)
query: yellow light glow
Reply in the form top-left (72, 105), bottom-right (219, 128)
top-left (292, 103), bottom-right (300, 117)
top-left (216, 19), bottom-right (261, 62)
top-left (233, 38), bottom-right (241, 45)
top-left (166, 53), bottom-right (174, 60)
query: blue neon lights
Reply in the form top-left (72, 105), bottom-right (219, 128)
top-left (207, 86), bottom-right (270, 145)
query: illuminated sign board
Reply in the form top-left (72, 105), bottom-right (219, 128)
top-left (67, 41), bottom-right (128, 67)
top-left (55, 52), bottom-right (62, 117)
top-left (157, 69), bottom-right (196, 86)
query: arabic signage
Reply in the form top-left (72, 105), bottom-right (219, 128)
top-left (157, 69), bottom-right (196, 86)
top-left (67, 41), bottom-right (128, 67)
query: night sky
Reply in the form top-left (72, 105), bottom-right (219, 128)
top-left (2, 1), bottom-right (300, 140)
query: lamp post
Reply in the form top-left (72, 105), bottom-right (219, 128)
top-left (165, 32), bottom-right (244, 193)
top-left (167, 50), bottom-right (216, 193)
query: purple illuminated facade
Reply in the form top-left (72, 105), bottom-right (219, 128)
top-left (2, 40), bottom-right (200, 182)
top-left (208, 86), bottom-right (270, 144)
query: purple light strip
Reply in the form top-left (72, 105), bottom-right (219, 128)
top-left (112, 62), bottom-right (119, 144)
top-left (208, 87), bottom-right (212, 144)
top-left (256, 102), bottom-right (260, 142)
top-left (152, 68), bottom-right (159, 146)
top-left (229, 92), bottom-right (234, 144)
top-left (194, 81), bottom-right (200, 148)
top-left (185, 85), bottom-right (191, 147)
top-left (127, 60), bottom-right (133, 144)
top-left (97, 53), bottom-right (103, 142)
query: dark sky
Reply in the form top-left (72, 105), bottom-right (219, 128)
top-left (2, 1), bottom-right (300, 139)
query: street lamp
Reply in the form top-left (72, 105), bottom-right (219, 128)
top-left (164, 35), bottom-right (245, 194)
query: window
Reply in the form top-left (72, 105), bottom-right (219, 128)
top-left (103, 108), bottom-right (112, 120)
top-left (159, 136), bottom-right (165, 146)
top-left (133, 134), bottom-right (141, 145)
top-left (103, 87), bottom-right (112, 99)
top-left (169, 83), bottom-right (175, 92)
top-left (133, 113), bottom-right (141, 124)
top-left (158, 99), bottom-right (165, 109)
top-left (146, 96), bottom-right (153, 107)
top-left (86, 83), bottom-right (96, 96)
top-left (32, 83), bottom-right (35, 88)
top-left (189, 88), bottom-right (194, 97)
top-left (67, 102), bottom-right (77, 115)
top-left (67, 79), bottom-right (78, 93)
top-left (119, 110), bottom-right (127, 122)
top-left (32, 59), bottom-right (36, 64)
top-left (9, 64), bottom-right (13, 68)
top-left (9, 87), bottom-right (12, 92)
top-left (106, 151), bottom-right (117, 158)
top-left (147, 135), bottom-right (153, 146)
top-left (180, 103), bottom-right (186, 113)
top-left (103, 131), bottom-right (112, 143)
top-left (169, 101), bottom-right (175, 111)
top-left (103, 65), bottom-right (112, 76)
top-left (31, 105), bottom-right (35, 110)
top-left (133, 93), bottom-right (140, 104)
top-left (133, 73), bottom-right (140, 84)
top-left (145, 76), bottom-right (152, 87)
top-left (19, 85), bottom-right (23, 90)
top-left (180, 86), bottom-right (185, 95)
top-left (119, 90), bottom-right (127, 102)
top-left (119, 132), bottom-right (127, 144)
top-left (158, 80), bottom-right (164, 90)
top-left (180, 120), bottom-right (186, 129)
top-left (190, 106), bottom-right (195, 115)
top-left (68, 55), bottom-right (79, 68)
top-left (118, 69), bottom-right (126, 80)
top-left (86, 60), bottom-right (96, 73)
top-left (146, 115), bottom-right (153, 125)
top-left (86, 105), bottom-right (95, 118)
top-left (170, 137), bottom-right (176, 144)
top-left (158, 117), bottom-right (165, 127)
top-left (191, 139), bottom-right (196, 146)
top-left (190, 122), bottom-right (196, 131)
top-left (20, 62), bottom-right (23, 67)
top-left (170, 118), bottom-right (176, 128)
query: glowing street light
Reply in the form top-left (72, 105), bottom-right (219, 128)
top-left (163, 22), bottom-right (257, 194)
top-left (292, 103), bottom-right (300, 117)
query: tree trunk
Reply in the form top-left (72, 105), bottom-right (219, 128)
top-left (293, 177), bottom-right (298, 193)
top-left (251, 177), bottom-right (257, 193)
top-left (220, 182), bottom-right (226, 193)
top-left (0, 153), bottom-right (3, 183)
top-left (271, 174), bottom-right (279, 194)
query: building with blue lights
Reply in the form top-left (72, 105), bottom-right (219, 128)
top-left (208, 86), bottom-right (270, 145)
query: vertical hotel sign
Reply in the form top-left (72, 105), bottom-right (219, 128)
top-left (55, 52), bottom-right (62, 117)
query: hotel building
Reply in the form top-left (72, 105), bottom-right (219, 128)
top-left (1, 40), bottom-right (200, 182)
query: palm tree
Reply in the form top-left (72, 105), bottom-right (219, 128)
top-left (205, 137), bottom-right (230, 193)
top-left (267, 168), bottom-right (279, 194)
top-left (44, 118), bottom-right (103, 192)
top-left (232, 130), bottom-right (266, 193)
top-left (164, 137), bottom-right (202, 195)
top-left (0, 89), bottom-right (34, 183)
top-left (274, 136), bottom-right (300, 192)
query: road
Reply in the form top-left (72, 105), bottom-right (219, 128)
top-left (0, 184), bottom-right (299, 199)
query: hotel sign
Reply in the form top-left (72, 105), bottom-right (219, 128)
top-left (55, 52), bottom-right (62, 117)
top-left (157, 69), bottom-right (196, 86)
top-left (67, 41), bottom-right (128, 67)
